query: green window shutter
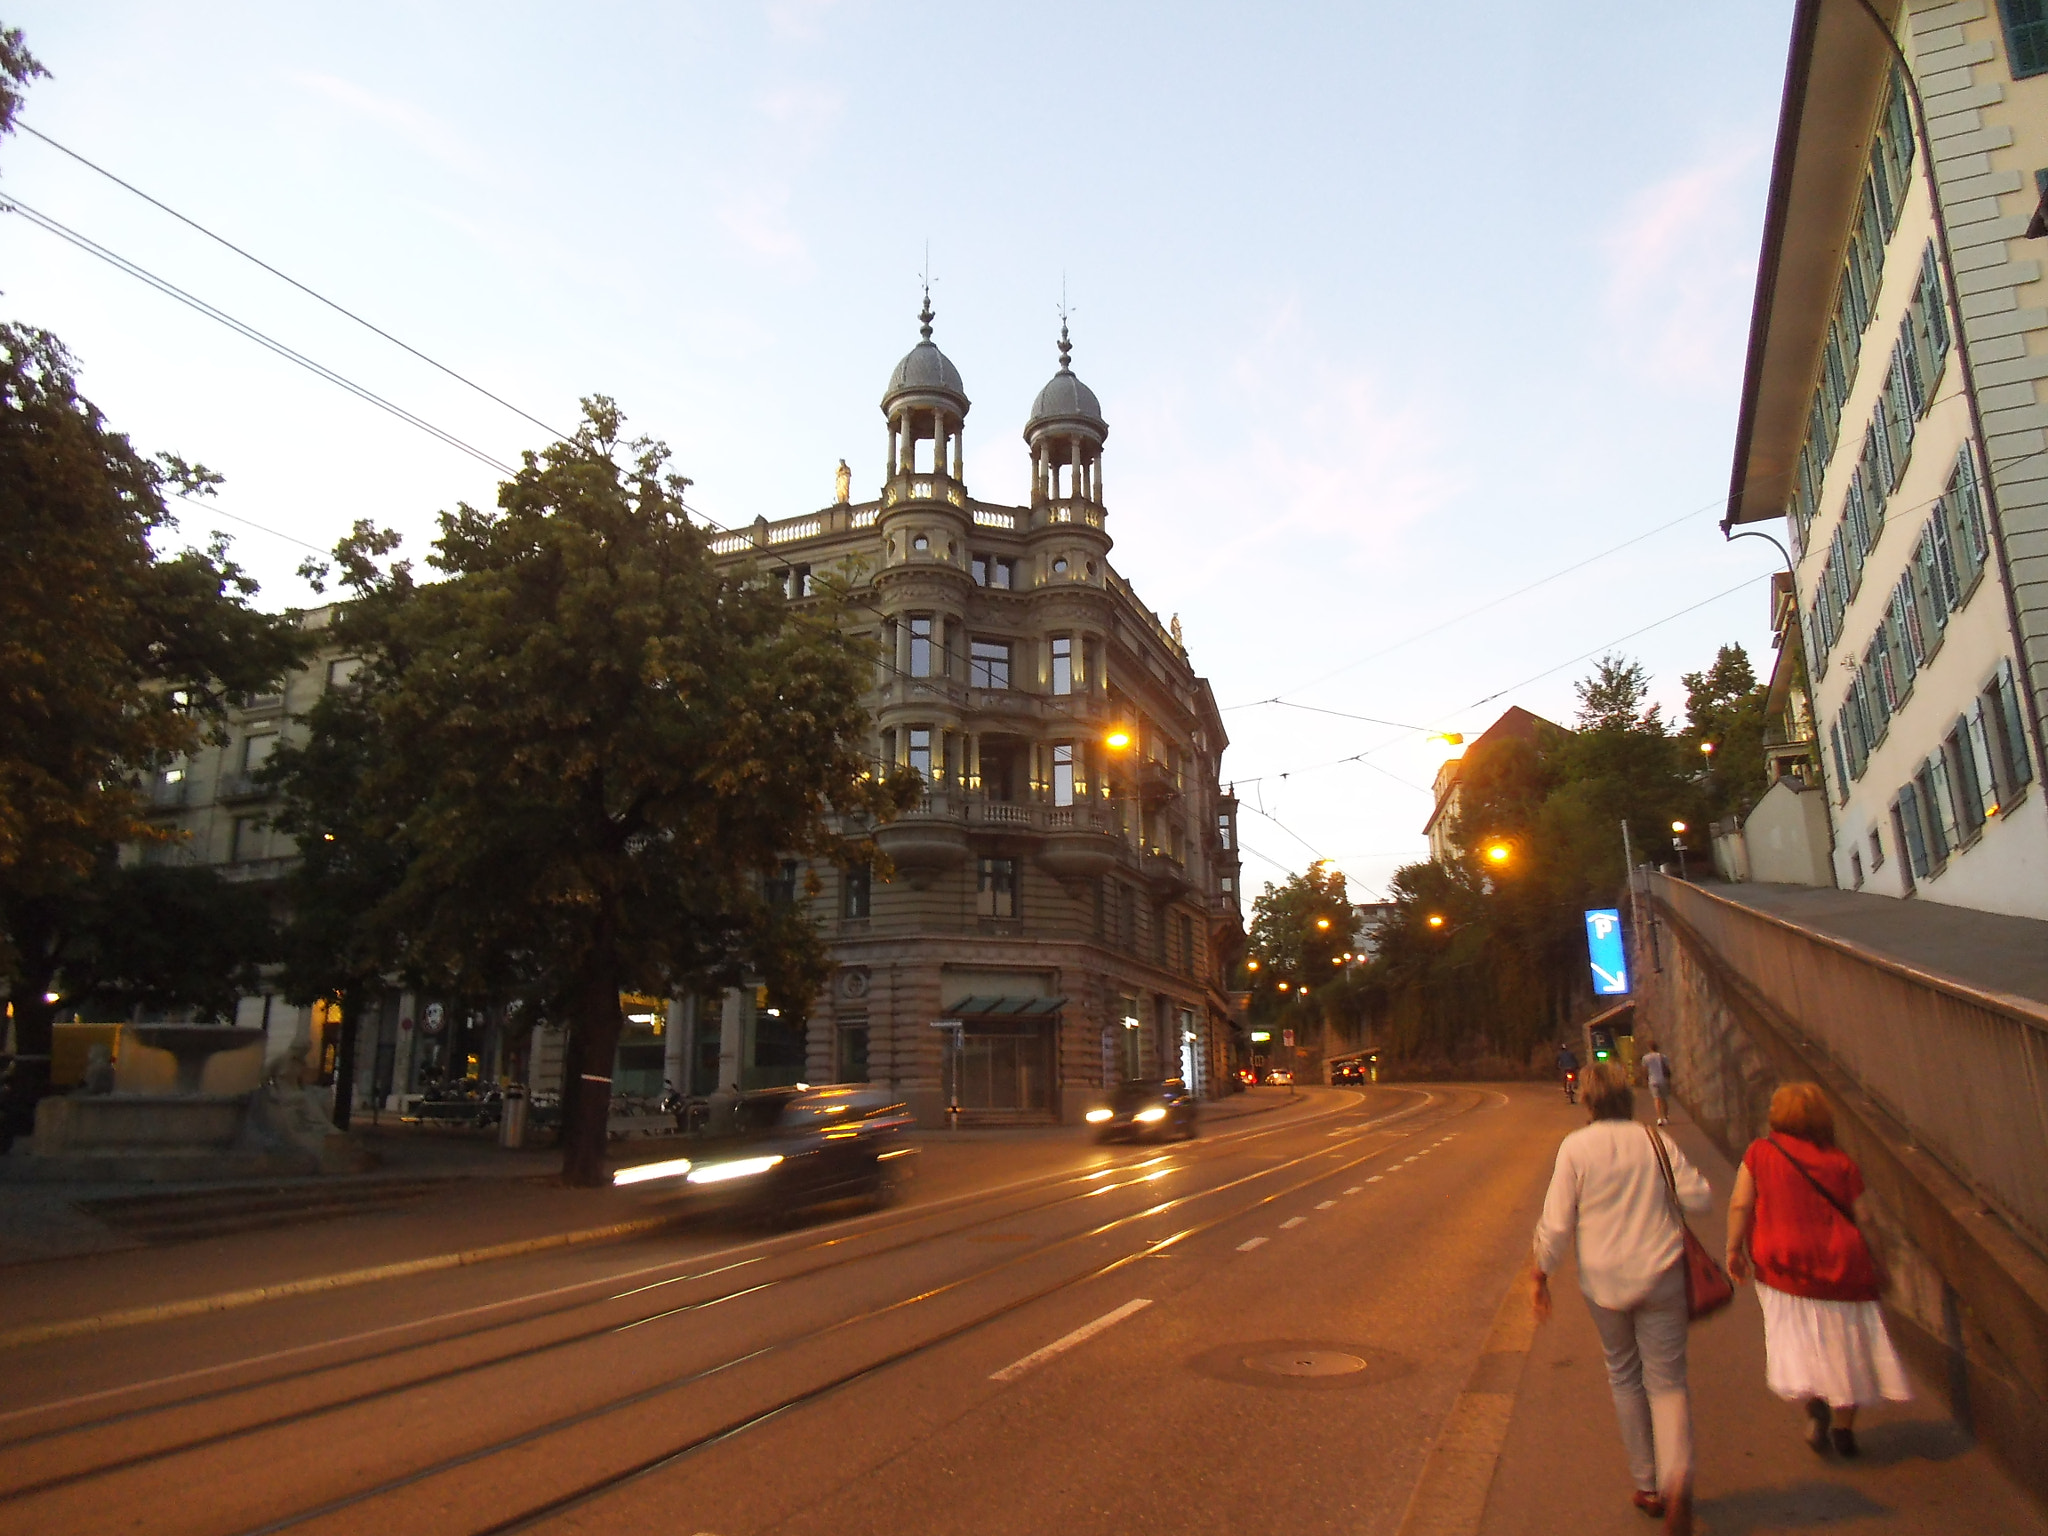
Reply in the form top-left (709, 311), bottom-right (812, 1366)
top-left (2001, 0), bottom-right (2048, 78)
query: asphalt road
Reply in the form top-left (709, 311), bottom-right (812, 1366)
top-left (0, 1085), bottom-right (1570, 1536)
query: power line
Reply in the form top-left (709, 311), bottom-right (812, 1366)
top-left (20, 124), bottom-right (573, 444)
top-left (1, 194), bottom-right (520, 477)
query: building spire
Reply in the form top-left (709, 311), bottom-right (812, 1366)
top-left (1057, 314), bottom-right (1073, 373)
top-left (919, 284), bottom-right (934, 342)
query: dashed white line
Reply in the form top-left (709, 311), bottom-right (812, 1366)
top-left (1237, 1236), bottom-right (1269, 1252)
top-left (989, 1298), bottom-right (1153, 1383)
top-left (1315, 1200), bottom-right (1336, 1210)
top-left (1343, 1186), bottom-right (1364, 1195)
top-left (1280, 1216), bottom-right (1307, 1229)
top-left (1366, 1175), bottom-right (1385, 1183)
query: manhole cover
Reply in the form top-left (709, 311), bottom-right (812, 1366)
top-left (1243, 1350), bottom-right (1368, 1378)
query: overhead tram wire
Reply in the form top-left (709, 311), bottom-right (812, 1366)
top-left (18, 123), bottom-right (574, 444)
top-left (0, 195), bottom-right (520, 477)
top-left (1225, 570), bottom-right (1771, 793)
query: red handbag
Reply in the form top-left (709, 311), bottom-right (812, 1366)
top-left (1647, 1126), bottom-right (1734, 1320)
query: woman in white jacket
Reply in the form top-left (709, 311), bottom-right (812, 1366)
top-left (1532, 1061), bottom-right (1711, 1534)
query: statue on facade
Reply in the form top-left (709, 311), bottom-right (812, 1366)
top-left (1170, 613), bottom-right (1185, 652)
top-left (835, 458), bottom-right (852, 505)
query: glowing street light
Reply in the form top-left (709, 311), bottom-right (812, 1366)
top-left (1245, 959), bottom-right (1260, 972)
top-left (1483, 840), bottom-right (1512, 866)
top-left (1104, 729), bottom-right (1132, 751)
top-left (1427, 914), bottom-right (1445, 929)
top-left (1671, 821), bottom-right (1688, 835)
top-left (1315, 917), bottom-right (1331, 930)
top-left (1699, 741), bottom-right (1716, 758)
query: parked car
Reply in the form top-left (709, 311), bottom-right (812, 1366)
top-left (1264, 1069), bottom-right (1294, 1086)
top-left (1085, 1078), bottom-right (1198, 1143)
top-left (610, 1084), bottom-right (915, 1222)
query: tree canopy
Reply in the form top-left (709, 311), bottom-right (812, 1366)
top-left (0, 322), bottom-right (304, 1123)
top-left (296, 398), bottom-right (911, 1181)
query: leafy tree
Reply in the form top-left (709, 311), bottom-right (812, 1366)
top-left (262, 656), bottom-right (411, 1131)
top-left (316, 400), bottom-right (911, 1184)
top-left (0, 323), bottom-right (304, 1124)
top-left (58, 864), bottom-right (276, 1023)
top-left (1245, 860), bottom-right (1360, 1059)
top-left (1682, 643), bottom-right (1768, 822)
top-left (0, 26), bottom-right (45, 138)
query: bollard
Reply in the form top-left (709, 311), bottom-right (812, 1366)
top-left (499, 1083), bottom-right (528, 1149)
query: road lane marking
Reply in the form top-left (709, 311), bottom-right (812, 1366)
top-left (1236, 1237), bottom-right (1269, 1252)
top-left (1343, 1186), bottom-right (1364, 1194)
top-left (989, 1298), bottom-right (1153, 1383)
top-left (1280, 1216), bottom-right (1307, 1229)
top-left (1315, 1200), bottom-right (1336, 1210)
top-left (1366, 1175), bottom-right (1384, 1183)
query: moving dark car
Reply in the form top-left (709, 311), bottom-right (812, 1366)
top-left (1085, 1077), bottom-right (1197, 1143)
top-left (612, 1084), bottom-right (915, 1220)
top-left (1332, 1061), bottom-right (1365, 1085)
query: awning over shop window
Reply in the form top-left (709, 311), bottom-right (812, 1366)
top-left (945, 995), bottom-right (1066, 1017)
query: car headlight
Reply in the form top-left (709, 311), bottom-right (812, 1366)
top-left (685, 1154), bottom-right (785, 1184)
top-left (1085, 1108), bottom-right (1114, 1123)
top-left (612, 1155), bottom-right (692, 1186)
top-left (1133, 1106), bottom-right (1168, 1123)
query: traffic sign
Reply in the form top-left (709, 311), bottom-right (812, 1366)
top-left (1583, 909), bottom-right (1629, 996)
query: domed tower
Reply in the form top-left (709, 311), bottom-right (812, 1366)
top-left (880, 290), bottom-right (971, 507)
top-left (1023, 319), bottom-right (1113, 580)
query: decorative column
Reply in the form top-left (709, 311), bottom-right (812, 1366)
top-left (952, 420), bottom-right (964, 481)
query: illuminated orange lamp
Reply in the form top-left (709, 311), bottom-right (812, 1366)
top-left (1483, 841), bottom-right (1512, 866)
top-left (1104, 729), bottom-right (1133, 751)
top-left (1427, 914), bottom-right (1445, 928)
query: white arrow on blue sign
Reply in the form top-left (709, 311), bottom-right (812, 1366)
top-left (1583, 908), bottom-right (1630, 996)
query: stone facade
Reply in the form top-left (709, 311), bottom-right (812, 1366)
top-left (696, 306), bottom-right (1246, 1124)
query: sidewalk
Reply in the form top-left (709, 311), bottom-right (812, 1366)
top-left (1476, 1106), bottom-right (2044, 1534)
top-left (1702, 879), bottom-right (2048, 1008)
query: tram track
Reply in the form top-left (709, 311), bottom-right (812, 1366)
top-left (0, 1085), bottom-right (1384, 1457)
top-left (1, 1087), bottom-right (1488, 1536)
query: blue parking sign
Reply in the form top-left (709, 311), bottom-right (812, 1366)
top-left (1584, 908), bottom-right (1629, 996)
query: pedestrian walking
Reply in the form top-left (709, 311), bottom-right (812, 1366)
top-left (1724, 1082), bottom-right (1909, 1457)
top-left (1639, 1041), bottom-right (1672, 1125)
top-left (1531, 1061), bottom-right (1711, 1533)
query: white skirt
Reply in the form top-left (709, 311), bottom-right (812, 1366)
top-left (1757, 1281), bottom-right (1912, 1408)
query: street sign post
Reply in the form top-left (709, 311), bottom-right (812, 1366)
top-left (930, 1020), bottom-right (963, 1129)
top-left (1583, 909), bottom-right (1629, 996)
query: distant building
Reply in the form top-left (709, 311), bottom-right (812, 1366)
top-left (1421, 707), bottom-right (1567, 863)
top-left (697, 302), bottom-right (1246, 1123)
top-left (1724, 0), bottom-right (2048, 917)
top-left (1351, 902), bottom-right (1398, 959)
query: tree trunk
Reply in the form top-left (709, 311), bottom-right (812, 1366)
top-left (330, 985), bottom-right (363, 1133)
top-left (1, 910), bottom-right (63, 1146)
top-left (559, 957), bottom-right (622, 1187)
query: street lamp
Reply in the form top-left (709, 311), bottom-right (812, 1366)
top-left (1699, 742), bottom-right (1715, 758)
top-left (1670, 820), bottom-right (1690, 881)
top-left (1483, 840), bottom-right (1512, 866)
top-left (1427, 914), bottom-right (1445, 929)
top-left (1245, 959), bottom-right (1259, 972)
top-left (1315, 917), bottom-right (1331, 930)
top-left (1104, 729), bottom-right (1132, 752)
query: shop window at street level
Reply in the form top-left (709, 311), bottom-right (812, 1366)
top-left (977, 857), bottom-right (1018, 919)
top-left (2001, 0), bottom-right (2048, 77)
top-left (970, 639), bottom-right (1011, 689)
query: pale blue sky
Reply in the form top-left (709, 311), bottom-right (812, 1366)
top-left (2, 2), bottom-right (1795, 898)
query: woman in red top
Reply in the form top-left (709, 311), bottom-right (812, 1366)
top-left (1725, 1083), bottom-right (1910, 1456)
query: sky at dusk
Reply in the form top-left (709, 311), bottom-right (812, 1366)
top-left (1, 2), bottom-right (1796, 900)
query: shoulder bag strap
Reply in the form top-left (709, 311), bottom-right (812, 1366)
top-left (1766, 1136), bottom-right (1858, 1230)
top-left (1644, 1124), bottom-right (1682, 1216)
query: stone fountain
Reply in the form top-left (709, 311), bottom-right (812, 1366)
top-left (18, 1024), bottom-right (359, 1180)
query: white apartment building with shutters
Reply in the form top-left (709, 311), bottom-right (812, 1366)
top-left (1726, 0), bottom-right (2048, 919)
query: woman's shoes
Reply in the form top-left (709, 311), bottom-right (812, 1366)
top-left (1831, 1426), bottom-right (1859, 1457)
top-left (1804, 1396), bottom-right (1832, 1454)
top-left (1632, 1489), bottom-right (1666, 1518)
top-left (1664, 1483), bottom-right (1694, 1535)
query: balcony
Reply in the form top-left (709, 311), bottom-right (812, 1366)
top-left (872, 792), bottom-right (1128, 886)
top-left (216, 772), bottom-right (271, 804)
top-left (1141, 848), bottom-right (1193, 899)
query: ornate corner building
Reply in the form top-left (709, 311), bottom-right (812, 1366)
top-left (703, 302), bottom-right (1246, 1124)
